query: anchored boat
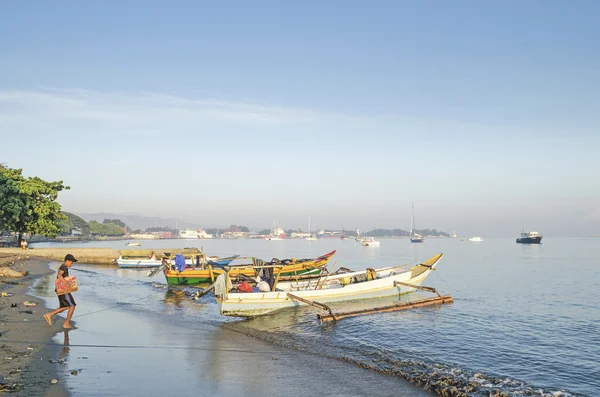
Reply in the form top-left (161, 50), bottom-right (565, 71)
top-left (517, 231), bottom-right (543, 244)
top-left (215, 253), bottom-right (443, 317)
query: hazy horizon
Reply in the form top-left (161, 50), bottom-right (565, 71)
top-left (1, 1), bottom-right (599, 237)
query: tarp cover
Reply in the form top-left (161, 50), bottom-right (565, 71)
top-left (175, 254), bottom-right (187, 272)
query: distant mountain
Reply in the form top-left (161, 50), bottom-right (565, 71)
top-left (77, 213), bottom-right (201, 230)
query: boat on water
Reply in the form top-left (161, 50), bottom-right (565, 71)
top-left (115, 248), bottom-right (202, 268)
top-left (516, 231), bottom-right (543, 244)
top-left (163, 250), bottom-right (336, 285)
top-left (266, 222), bottom-right (286, 240)
top-left (215, 253), bottom-right (444, 317)
top-left (410, 202), bottom-right (424, 243)
top-left (116, 255), bottom-right (162, 268)
top-left (361, 237), bottom-right (380, 247)
top-left (179, 229), bottom-right (213, 239)
top-left (469, 236), bottom-right (483, 242)
top-left (126, 242), bottom-right (142, 246)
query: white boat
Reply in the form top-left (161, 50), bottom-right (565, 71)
top-left (215, 253), bottom-right (443, 317)
top-left (126, 242), bottom-right (142, 246)
top-left (410, 202), bottom-right (424, 243)
top-left (266, 222), bottom-right (286, 240)
top-left (179, 229), bottom-right (213, 239)
top-left (469, 236), bottom-right (483, 242)
top-left (361, 237), bottom-right (380, 247)
top-left (115, 255), bottom-right (162, 268)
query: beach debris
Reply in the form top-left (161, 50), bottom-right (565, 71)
top-left (0, 383), bottom-right (22, 392)
top-left (70, 370), bottom-right (78, 375)
top-left (10, 303), bottom-right (17, 308)
top-left (1, 292), bottom-right (13, 297)
top-left (50, 378), bottom-right (58, 384)
top-left (23, 301), bottom-right (37, 306)
top-left (19, 310), bottom-right (33, 314)
top-left (0, 375), bottom-right (6, 385)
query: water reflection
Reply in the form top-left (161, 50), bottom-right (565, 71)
top-left (60, 330), bottom-right (70, 363)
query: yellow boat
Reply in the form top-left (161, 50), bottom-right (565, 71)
top-left (163, 250), bottom-right (336, 286)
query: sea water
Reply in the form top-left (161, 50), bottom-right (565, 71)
top-left (32, 238), bottom-right (600, 396)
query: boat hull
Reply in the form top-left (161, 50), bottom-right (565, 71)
top-left (164, 250), bottom-right (336, 285)
top-left (410, 238), bottom-right (424, 243)
top-left (117, 259), bottom-right (163, 268)
top-left (516, 237), bottom-right (542, 244)
top-left (217, 253), bottom-right (443, 317)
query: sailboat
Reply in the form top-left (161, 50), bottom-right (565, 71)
top-left (410, 202), bottom-right (424, 243)
top-left (305, 216), bottom-right (317, 240)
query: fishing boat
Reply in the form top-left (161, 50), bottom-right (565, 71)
top-left (410, 202), bottom-right (424, 243)
top-left (116, 254), bottom-right (162, 268)
top-left (115, 248), bottom-right (201, 268)
top-left (516, 231), bottom-right (543, 244)
top-left (361, 237), bottom-right (380, 247)
top-left (468, 236), bottom-right (483, 242)
top-left (215, 253), bottom-right (444, 317)
top-left (163, 250), bottom-right (337, 285)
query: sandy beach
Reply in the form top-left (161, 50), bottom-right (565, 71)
top-left (0, 254), bottom-right (68, 396)
top-left (0, 253), bottom-right (431, 397)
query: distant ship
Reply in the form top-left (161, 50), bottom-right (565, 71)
top-left (179, 229), bottom-right (213, 239)
top-left (516, 231), bottom-right (543, 244)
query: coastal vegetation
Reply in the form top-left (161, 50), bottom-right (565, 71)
top-left (0, 164), bottom-right (69, 243)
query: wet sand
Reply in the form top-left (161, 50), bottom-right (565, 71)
top-left (20, 259), bottom-right (433, 397)
top-left (0, 255), bottom-right (68, 396)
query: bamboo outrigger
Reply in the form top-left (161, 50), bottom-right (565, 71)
top-left (317, 285), bottom-right (453, 322)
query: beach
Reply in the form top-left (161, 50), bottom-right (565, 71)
top-left (0, 252), bottom-right (431, 397)
top-left (0, 254), bottom-right (67, 396)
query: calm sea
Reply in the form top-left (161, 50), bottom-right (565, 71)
top-left (32, 237), bottom-right (599, 396)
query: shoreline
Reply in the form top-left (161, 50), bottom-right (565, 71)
top-left (0, 255), bottom-right (68, 396)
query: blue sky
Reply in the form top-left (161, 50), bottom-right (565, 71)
top-left (1, 1), bottom-right (599, 236)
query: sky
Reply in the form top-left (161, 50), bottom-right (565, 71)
top-left (1, 1), bottom-right (599, 236)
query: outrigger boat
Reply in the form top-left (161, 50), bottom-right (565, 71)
top-left (163, 250), bottom-right (336, 286)
top-left (215, 253), bottom-right (443, 317)
top-left (115, 248), bottom-right (201, 269)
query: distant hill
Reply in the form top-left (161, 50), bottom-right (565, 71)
top-left (77, 213), bottom-right (201, 230)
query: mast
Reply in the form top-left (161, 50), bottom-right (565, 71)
top-left (411, 201), bottom-right (415, 238)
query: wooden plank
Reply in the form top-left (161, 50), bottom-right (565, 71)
top-left (287, 293), bottom-right (337, 320)
top-left (393, 281), bottom-right (441, 297)
top-left (317, 295), bottom-right (454, 323)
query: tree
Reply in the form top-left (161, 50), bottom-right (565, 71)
top-left (59, 212), bottom-right (91, 236)
top-left (89, 220), bottom-right (126, 236)
top-left (0, 165), bottom-right (69, 243)
top-left (103, 218), bottom-right (127, 228)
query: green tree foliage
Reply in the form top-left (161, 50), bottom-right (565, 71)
top-left (0, 165), bottom-right (69, 241)
top-left (103, 218), bottom-right (127, 228)
top-left (89, 220), bottom-right (126, 236)
top-left (59, 212), bottom-right (91, 236)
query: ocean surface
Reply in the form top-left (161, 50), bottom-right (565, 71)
top-left (31, 238), bottom-right (599, 396)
